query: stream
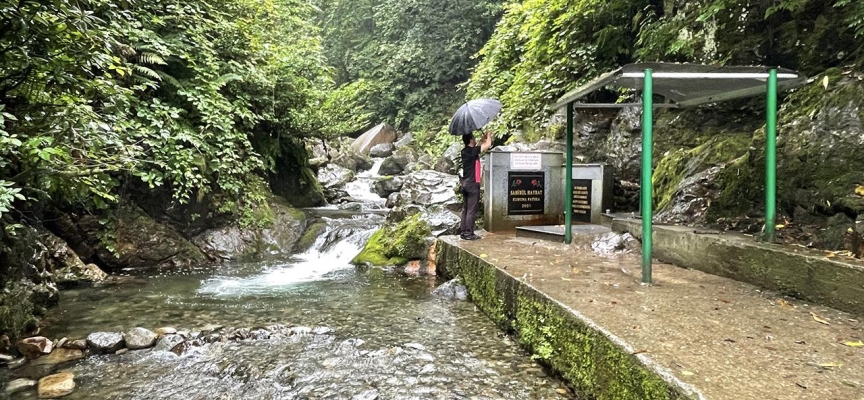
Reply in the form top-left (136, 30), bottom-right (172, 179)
top-left (3, 162), bottom-right (573, 399)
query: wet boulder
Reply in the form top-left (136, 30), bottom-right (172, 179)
top-left (318, 164), bottom-right (355, 189)
top-left (378, 147), bottom-right (416, 176)
top-left (193, 197), bottom-right (307, 261)
top-left (86, 332), bottom-right (124, 354)
top-left (433, 143), bottom-right (462, 175)
top-left (124, 327), bottom-right (158, 349)
top-left (332, 151), bottom-right (374, 172)
top-left (369, 143), bottom-right (395, 158)
top-left (372, 176), bottom-right (404, 198)
top-left (41, 230), bottom-right (107, 287)
top-left (386, 170), bottom-right (461, 236)
top-left (432, 277), bottom-right (468, 300)
top-left (655, 167), bottom-right (723, 225)
top-left (394, 132), bottom-right (413, 148)
top-left (62, 204), bottom-right (208, 271)
top-left (351, 123), bottom-right (397, 155)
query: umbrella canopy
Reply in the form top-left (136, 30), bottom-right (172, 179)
top-left (448, 99), bottom-right (501, 135)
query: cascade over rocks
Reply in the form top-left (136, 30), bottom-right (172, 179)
top-left (372, 176), bottom-right (405, 198)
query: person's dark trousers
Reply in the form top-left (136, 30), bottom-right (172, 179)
top-left (460, 179), bottom-right (480, 236)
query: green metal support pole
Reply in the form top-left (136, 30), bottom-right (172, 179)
top-left (765, 69), bottom-right (778, 242)
top-left (641, 69), bottom-right (653, 284)
top-left (564, 102), bottom-right (574, 244)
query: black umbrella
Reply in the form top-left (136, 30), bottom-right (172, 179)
top-left (448, 98), bottom-right (502, 135)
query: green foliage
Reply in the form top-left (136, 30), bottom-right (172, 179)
top-left (0, 0), bottom-right (341, 220)
top-left (316, 0), bottom-right (506, 134)
top-left (468, 0), bottom-right (864, 133)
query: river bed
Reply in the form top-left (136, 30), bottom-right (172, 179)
top-left (6, 213), bottom-right (574, 399)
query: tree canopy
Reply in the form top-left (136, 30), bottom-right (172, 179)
top-left (0, 0), bottom-right (353, 225)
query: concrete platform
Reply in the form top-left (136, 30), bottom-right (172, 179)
top-left (436, 233), bottom-right (864, 400)
top-left (612, 218), bottom-right (864, 316)
top-left (515, 224), bottom-right (612, 244)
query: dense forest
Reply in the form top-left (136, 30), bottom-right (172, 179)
top-left (2, 0), bottom-right (864, 338)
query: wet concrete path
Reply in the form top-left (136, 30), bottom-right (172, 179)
top-left (444, 233), bottom-right (864, 400)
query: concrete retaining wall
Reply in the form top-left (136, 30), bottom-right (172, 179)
top-left (435, 238), bottom-right (697, 400)
top-left (611, 219), bottom-right (864, 316)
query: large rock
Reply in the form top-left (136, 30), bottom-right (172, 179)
top-left (372, 176), bottom-right (405, 198)
top-left (193, 198), bottom-right (307, 261)
top-left (369, 143), bottom-right (395, 158)
top-left (378, 147), bottom-right (417, 176)
top-left (389, 170), bottom-right (459, 208)
top-left (0, 226), bottom-right (61, 338)
top-left (332, 151), bottom-right (374, 172)
top-left (351, 123), bottom-right (397, 154)
top-left (55, 205), bottom-right (207, 271)
top-left (655, 167), bottom-right (723, 224)
top-left (41, 231), bottom-right (107, 286)
top-left (17, 337), bottom-right (52, 359)
top-left (86, 332), bottom-right (124, 354)
top-left (38, 371), bottom-right (75, 399)
top-left (433, 143), bottom-right (463, 175)
top-left (385, 170), bottom-right (461, 236)
top-left (124, 327), bottom-right (158, 349)
top-left (317, 164), bottom-right (355, 189)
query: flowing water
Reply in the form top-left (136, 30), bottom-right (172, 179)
top-left (6, 208), bottom-right (574, 399)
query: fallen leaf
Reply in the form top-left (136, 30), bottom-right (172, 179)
top-left (480, 254), bottom-right (488, 258)
top-left (796, 382), bottom-right (808, 389)
top-left (776, 299), bottom-right (794, 308)
top-left (680, 370), bottom-right (695, 376)
top-left (856, 185), bottom-right (864, 196)
top-left (822, 75), bottom-right (830, 89)
top-left (817, 362), bottom-right (842, 369)
top-left (849, 227), bottom-right (855, 234)
top-left (776, 224), bottom-right (786, 229)
top-left (561, 277), bottom-right (572, 282)
top-left (631, 349), bottom-right (647, 355)
top-left (811, 312), bottom-right (831, 325)
top-left (842, 340), bottom-right (864, 348)
top-left (556, 389), bottom-right (568, 395)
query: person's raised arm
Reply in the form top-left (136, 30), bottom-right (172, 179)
top-left (480, 130), bottom-right (493, 152)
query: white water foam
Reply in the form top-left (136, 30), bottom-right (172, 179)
top-left (197, 223), bottom-right (377, 297)
top-left (344, 158), bottom-right (386, 205)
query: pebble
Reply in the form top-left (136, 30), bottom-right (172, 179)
top-left (5, 378), bottom-right (37, 395)
top-left (124, 327), bottom-right (158, 350)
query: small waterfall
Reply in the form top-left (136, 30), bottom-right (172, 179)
top-left (197, 213), bottom-right (384, 296)
top-left (344, 158), bottom-right (386, 207)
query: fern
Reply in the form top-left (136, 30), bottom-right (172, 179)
top-left (133, 65), bottom-right (162, 80)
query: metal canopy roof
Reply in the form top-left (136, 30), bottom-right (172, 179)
top-left (552, 62), bottom-right (806, 110)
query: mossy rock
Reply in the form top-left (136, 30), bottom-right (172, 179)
top-left (352, 214), bottom-right (431, 266)
top-left (295, 221), bottom-right (327, 253)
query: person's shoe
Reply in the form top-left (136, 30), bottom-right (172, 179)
top-left (461, 233), bottom-right (480, 241)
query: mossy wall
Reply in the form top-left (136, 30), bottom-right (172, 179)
top-left (436, 239), bottom-right (694, 400)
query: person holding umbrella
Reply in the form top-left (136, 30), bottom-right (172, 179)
top-left (459, 130), bottom-right (493, 240)
top-left (449, 98), bottom-right (501, 241)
